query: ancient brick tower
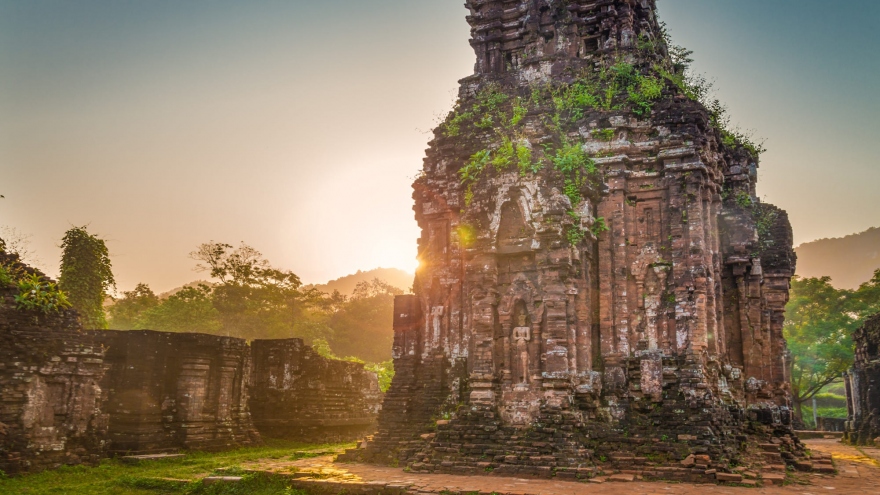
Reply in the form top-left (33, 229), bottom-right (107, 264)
top-left (352, 0), bottom-right (801, 479)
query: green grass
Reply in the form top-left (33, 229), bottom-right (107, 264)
top-left (0, 440), bottom-right (350, 495)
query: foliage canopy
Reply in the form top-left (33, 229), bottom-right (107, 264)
top-left (108, 242), bottom-right (405, 371)
top-left (59, 226), bottom-right (115, 329)
top-left (784, 270), bottom-right (880, 419)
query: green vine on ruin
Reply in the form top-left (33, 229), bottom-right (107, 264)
top-left (653, 24), bottom-right (766, 156)
top-left (445, 60), bottom-right (669, 243)
top-left (727, 190), bottom-right (779, 256)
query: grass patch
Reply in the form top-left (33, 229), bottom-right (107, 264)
top-left (0, 439), bottom-right (350, 495)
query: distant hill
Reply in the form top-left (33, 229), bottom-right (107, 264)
top-left (307, 268), bottom-right (413, 296)
top-left (795, 227), bottom-right (880, 289)
top-left (124, 268), bottom-right (414, 307)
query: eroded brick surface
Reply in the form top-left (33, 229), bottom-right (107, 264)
top-left (0, 252), bottom-right (108, 475)
top-left (250, 338), bottom-right (381, 443)
top-left (845, 314), bottom-right (880, 445)
top-left (1, 246), bottom-right (382, 470)
top-left (346, 0), bottom-right (804, 481)
top-left (92, 330), bottom-right (262, 454)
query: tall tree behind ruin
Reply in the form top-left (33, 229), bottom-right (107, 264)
top-left (59, 226), bottom-right (115, 329)
top-left (107, 283), bottom-right (159, 329)
top-left (327, 278), bottom-right (402, 362)
top-left (785, 270), bottom-right (880, 420)
top-left (191, 241), bottom-right (324, 340)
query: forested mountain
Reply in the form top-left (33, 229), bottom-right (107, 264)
top-left (307, 267), bottom-right (412, 296)
top-left (795, 227), bottom-right (880, 289)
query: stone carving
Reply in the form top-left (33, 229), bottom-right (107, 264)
top-left (350, 0), bottom-right (805, 480)
top-left (512, 314), bottom-right (531, 385)
top-left (431, 306), bottom-right (444, 345)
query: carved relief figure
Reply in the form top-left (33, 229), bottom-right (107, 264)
top-left (431, 306), bottom-right (444, 345)
top-left (512, 313), bottom-right (531, 385)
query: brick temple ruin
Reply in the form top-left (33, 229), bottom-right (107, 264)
top-left (0, 251), bottom-right (381, 475)
top-left (845, 313), bottom-right (880, 445)
top-left (0, 251), bottom-right (108, 475)
top-left (93, 330), bottom-right (262, 454)
top-left (348, 0), bottom-right (811, 482)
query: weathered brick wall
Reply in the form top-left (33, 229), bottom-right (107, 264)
top-left (0, 252), bottom-right (108, 475)
top-left (249, 338), bottom-right (382, 443)
top-left (1, 253), bottom-right (384, 470)
top-left (349, 0), bottom-right (805, 480)
top-left (845, 314), bottom-right (880, 445)
top-left (92, 330), bottom-right (261, 454)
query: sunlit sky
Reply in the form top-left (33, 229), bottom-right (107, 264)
top-left (1, 0), bottom-right (878, 293)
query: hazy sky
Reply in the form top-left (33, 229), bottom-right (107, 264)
top-left (1, 0), bottom-right (878, 293)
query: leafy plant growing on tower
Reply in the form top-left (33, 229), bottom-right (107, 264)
top-left (59, 226), bottom-right (115, 329)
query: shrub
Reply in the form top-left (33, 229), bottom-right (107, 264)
top-left (14, 273), bottom-right (72, 313)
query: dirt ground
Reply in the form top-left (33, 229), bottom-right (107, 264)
top-left (245, 439), bottom-right (880, 495)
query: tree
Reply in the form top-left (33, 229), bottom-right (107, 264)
top-left (137, 284), bottom-right (222, 333)
top-left (191, 241), bottom-right (311, 339)
top-left (327, 278), bottom-right (402, 362)
top-left (108, 283), bottom-right (159, 329)
top-left (784, 272), bottom-right (880, 421)
top-left (0, 226), bottom-right (40, 266)
top-left (853, 269), bottom-right (880, 319)
top-left (58, 226), bottom-right (115, 329)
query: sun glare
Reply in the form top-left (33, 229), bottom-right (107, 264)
top-left (371, 239), bottom-right (418, 274)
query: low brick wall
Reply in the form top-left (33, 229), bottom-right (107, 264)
top-left (1, 254), bottom-right (382, 473)
top-left (250, 338), bottom-right (381, 443)
top-left (92, 330), bottom-right (262, 454)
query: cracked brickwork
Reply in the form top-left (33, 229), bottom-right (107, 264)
top-left (845, 313), bottom-right (880, 445)
top-left (346, 0), bottom-right (803, 481)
